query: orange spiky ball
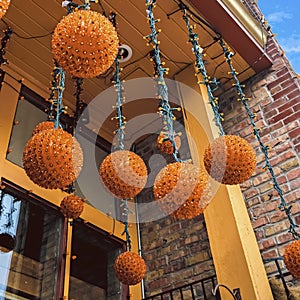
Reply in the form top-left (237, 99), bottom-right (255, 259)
top-left (157, 132), bottom-right (181, 155)
top-left (0, 0), bottom-right (10, 19)
top-left (60, 194), bottom-right (85, 219)
top-left (203, 135), bottom-right (256, 185)
top-left (0, 232), bottom-right (15, 253)
top-left (100, 150), bottom-right (147, 199)
top-left (52, 9), bottom-right (119, 78)
top-left (32, 121), bottom-right (55, 135)
top-left (153, 162), bottom-right (211, 220)
top-left (23, 128), bottom-right (83, 189)
top-left (284, 240), bottom-right (300, 279)
top-left (114, 251), bottom-right (146, 285)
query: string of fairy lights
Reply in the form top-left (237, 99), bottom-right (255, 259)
top-left (112, 52), bottom-right (132, 251)
top-left (218, 38), bottom-right (300, 240)
top-left (176, 0), bottom-right (300, 237)
top-left (64, 0), bottom-right (98, 14)
top-left (145, 0), bottom-right (182, 162)
top-left (0, 0), bottom-right (299, 285)
top-left (179, 2), bottom-right (225, 136)
top-left (112, 54), bottom-right (126, 152)
top-left (47, 61), bottom-right (66, 129)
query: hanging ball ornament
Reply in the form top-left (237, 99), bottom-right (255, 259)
top-left (100, 150), bottom-right (147, 199)
top-left (23, 128), bottom-right (83, 189)
top-left (284, 240), bottom-right (300, 279)
top-left (52, 9), bottom-right (119, 78)
top-left (0, 0), bottom-right (10, 20)
top-left (0, 232), bottom-right (15, 253)
top-left (157, 132), bottom-right (181, 155)
top-left (32, 121), bottom-right (54, 136)
top-left (60, 194), bottom-right (85, 219)
top-left (114, 251), bottom-right (146, 285)
top-left (203, 135), bottom-right (256, 185)
top-left (153, 162), bottom-right (211, 220)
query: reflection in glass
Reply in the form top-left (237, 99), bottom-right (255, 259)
top-left (6, 98), bottom-right (48, 167)
top-left (0, 191), bottom-right (62, 299)
top-left (69, 222), bottom-right (124, 300)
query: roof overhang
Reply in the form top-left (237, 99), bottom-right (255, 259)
top-left (188, 0), bottom-right (273, 73)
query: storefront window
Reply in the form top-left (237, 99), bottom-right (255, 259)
top-left (0, 188), bottom-right (63, 299)
top-left (69, 221), bottom-right (124, 300)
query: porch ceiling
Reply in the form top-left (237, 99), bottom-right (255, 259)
top-left (0, 0), bottom-right (271, 141)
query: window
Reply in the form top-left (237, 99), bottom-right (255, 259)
top-left (0, 180), bottom-right (127, 300)
top-left (69, 221), bottom-right (124, 299)
top-left (0, 183), bottom-right (64, 300)
top-left (6, 85), bottom-right (72, 167)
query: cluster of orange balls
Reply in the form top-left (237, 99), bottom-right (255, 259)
top-left (99, 133), bottom-right (258, 284)
top-left (23, 122), bottom-right (86, 219)
top-left (21, 0), bottom-right (300, 287)
top-left (32, 4), bottom-right (260, 286)
top-left (99, 150), bottom-right (148, 285)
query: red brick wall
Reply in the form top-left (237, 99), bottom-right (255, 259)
top-left (220, 0), bottom-right (300, 275)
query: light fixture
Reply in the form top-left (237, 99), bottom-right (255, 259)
top-left (118, 44), bottom-right (133, 63)
top-left (114, 251), bottom-right (146, 285)
top-left (204, 135), bottom-right (256, 185)
top-left (60, 194), bottom-right (85, 219)
top-left (100, 150), bottom-right (147, 199)
top-left (23, 128), bottom-right (83, 189)
top-left (52, 10), bottom-right (119, 78)
top-left (154, 162), bottom-right (211, 220)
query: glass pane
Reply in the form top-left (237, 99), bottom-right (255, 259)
top-left (0, 191), bottom-right (63, 299)
top-left (75, 133), bottom-right (116, 218)
top-left (6, 98), bottom-right (48, 167)
top-left (69, 222), bottom-right (124, 300)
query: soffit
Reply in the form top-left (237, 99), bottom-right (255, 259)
top-left (0, 0), bottom-right (266, 140)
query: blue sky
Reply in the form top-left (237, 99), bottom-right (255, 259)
top-left (258, 0), bottom-right (300, 74)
